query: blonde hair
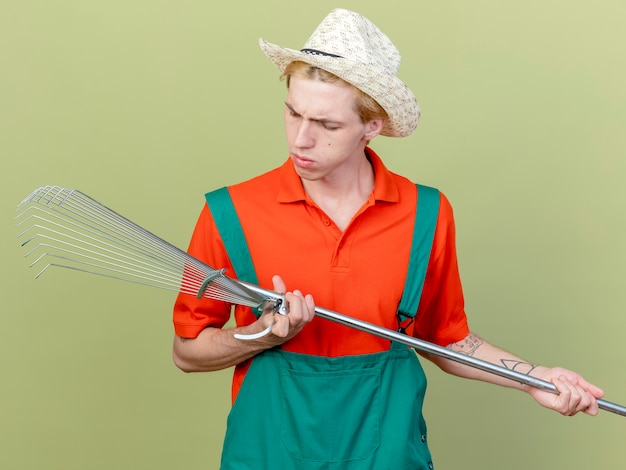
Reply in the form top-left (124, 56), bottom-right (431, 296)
top-left (281, 61), bottom-right (388, 124)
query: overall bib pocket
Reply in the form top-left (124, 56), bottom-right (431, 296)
top-left (279, 357), bottom-right (382, 462)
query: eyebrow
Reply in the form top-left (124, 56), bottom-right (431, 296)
top-left (284, 102), bottom-right (342, 126)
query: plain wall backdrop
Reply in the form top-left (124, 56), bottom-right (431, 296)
top-left (2, 1), bottom-right (625, 469)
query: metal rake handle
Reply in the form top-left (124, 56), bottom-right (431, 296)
top-left (240, 282), bottom-right (626, 417)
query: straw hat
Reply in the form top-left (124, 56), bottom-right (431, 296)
top-left (259, 8), bottom-right (420, 138)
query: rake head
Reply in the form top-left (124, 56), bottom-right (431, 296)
top-left (15, 186), bottom-right (271, 309)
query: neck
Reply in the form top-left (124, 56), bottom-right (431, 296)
top-left (302, 153), bottom-right (375, 231)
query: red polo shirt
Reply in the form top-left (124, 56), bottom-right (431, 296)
top-left (173, 148), bottom-right (469, 400)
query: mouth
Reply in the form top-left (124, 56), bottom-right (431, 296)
top-left (291, 153), bottom-right (315, 169)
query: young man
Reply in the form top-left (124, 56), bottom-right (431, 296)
top-left (172, 9), bottom-right (603, 469)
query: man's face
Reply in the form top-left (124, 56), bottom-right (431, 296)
top-left (284, 76), bottom-right (382, 184)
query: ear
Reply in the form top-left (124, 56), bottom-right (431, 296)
top-left (363, 119), bottom-right (384, 141)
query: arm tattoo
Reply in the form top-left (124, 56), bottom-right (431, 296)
top-left (447, 333), bottom-right (484, 356)
top-left (446, 334), bottom-right (537, 375)
top-left (500, 359), bottom-right (537, 375)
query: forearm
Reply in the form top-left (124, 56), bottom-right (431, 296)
top-left (423, 331), bottom-right (605, 416)
top-left (173, 283), bottom-right (316, 373)
top-left (172, 315), bottom-right (280, 372)
top-left (422, 332), bottom-right (538, 392)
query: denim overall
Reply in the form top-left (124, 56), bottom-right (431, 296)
top-left (206, 185), bottom-right (440, 470)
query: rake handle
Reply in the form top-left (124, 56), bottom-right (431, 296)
top-left (317, 305), bottom-right (626, 416)
top-left (241, 282), bottom-right (626, 417)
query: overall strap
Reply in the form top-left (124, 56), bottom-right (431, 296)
top-left (205, 187), bottom-right (259, 286)
top-left (206, 184), bottom-right (440, 324)
top-left (396, 184), bottom-right (441, 329)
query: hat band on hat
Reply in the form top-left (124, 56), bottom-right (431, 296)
top-left (301, 48), bottom-right (343, 58)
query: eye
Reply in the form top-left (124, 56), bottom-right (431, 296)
top-left (322, 122), bottom-right (340, 131)
top-left (285, 104), bottom-right (301, 118)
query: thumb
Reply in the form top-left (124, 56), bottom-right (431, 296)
top-left (272, 274), bottom-right (286, 294)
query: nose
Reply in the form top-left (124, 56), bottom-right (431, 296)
top-left (293, 120), bottom-right (314, 149)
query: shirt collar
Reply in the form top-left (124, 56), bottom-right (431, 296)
top-left (276, 147), bottom-right (400, 204)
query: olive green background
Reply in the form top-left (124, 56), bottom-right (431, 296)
top-left (2, 1), bottom-right (625, 469)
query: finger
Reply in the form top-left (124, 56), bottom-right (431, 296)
top-left (560, 376), bottom-right (600, 416)
top-left (552, 377), bottom-right (577, 416)
top-left (581, 393), bottom-right (600, 416)
top-left (554, 368), bottom-right (605, 399)
top-left (304, 294), bottom-right (315, 321)
top-left (555, 376), bottom-right (592, 416)
top-left (574, 376), bottom-right (605, 399)
top-left (271, 312), bottom-right (290, 338)
top-left (272, 274), bottom-right (286, 294)
top-left (284, 291), bottom-right (306, 322)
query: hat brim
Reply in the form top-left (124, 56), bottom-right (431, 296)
top-left (259, 38), bottom-right (419, 138)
